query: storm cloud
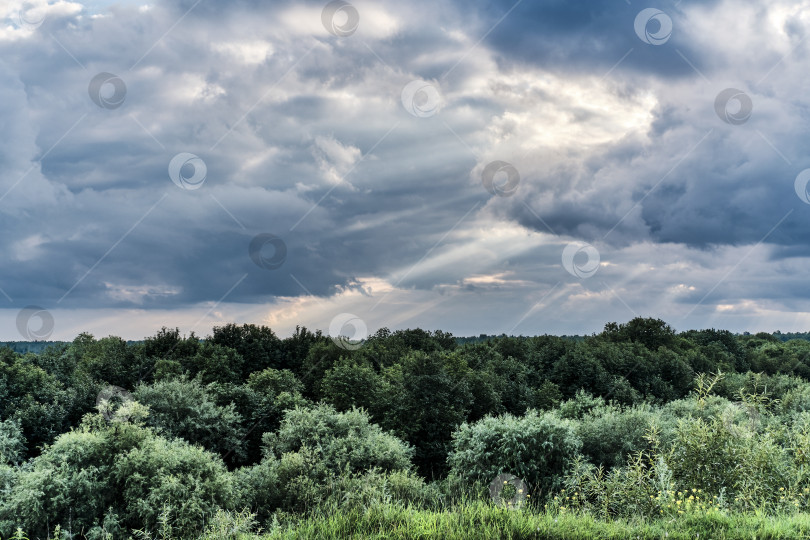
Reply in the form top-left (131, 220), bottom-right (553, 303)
top-left (1, 0), bottom-right (810, 340)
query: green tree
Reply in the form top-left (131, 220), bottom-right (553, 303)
top-left (552, 342), bottom-right (611, 399)
top-left (182, 341), bottom-right (245, 384)
top-left (207, 368), bottom-right (310, 465)
top-left (320, 359), bottom-right (380, 412)
top-left (210, 323), bottom-right (283, 374)
top-left (0, 352), bottom-right (71, 457)
top-left (280, 325), bottom-right (327, 372)
top-left (75, 335), bottom-right (141, 388)
top-left (602, 318), bottom-right (677, 351)
top-left (0, 419), bottom-right (25, 466)
top-left (380, 351), bottom-right (473, 479)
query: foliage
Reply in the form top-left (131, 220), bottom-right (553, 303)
top-left (0, 413), bottom-right (234, 539)
top-left (0, 419), bottom-right (25, 467)
top-left (379, 351), bottom-right (473, 479)
top-left (210, 323), bottom-right (283, 374)
top-left (574, 401), bottom-right (659, 469)
top-left (0, 350), bottom-right (73, 457)
top-left (235, 403), bottom-right (414, 524)
top-left (133, 376), bottom-right (248, 465)
top-left (448, 410), bottom-right (581, 498)
top-left (320, 358), bottom-right (380, 412)
top-left (261, 404), bottom-right (414, 473)
top-left (7, 317), bottom-right (810, 537)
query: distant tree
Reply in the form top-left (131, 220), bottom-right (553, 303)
top-left (142, 327), bottom-right (201, 360)
top-left (601, 317), bottom-right (677, 351)
top-left (138, 327), bottom-right (200, 384)
top-left (487, 353), bottom-right (534, 415)
top-left (682, 328), bottom-right (748, 372)
top-left (298, 341), bottom-right (348, 397)
top-left (526, 335), bottom-right (572, 374)
top-left (208, 368), bottom-right (310, 465)
top-left (26, 342), bottom-right (73, 385)
top-left (210, 323), bottom-right (283, 374)
top-left (747, 341), bottom-right (804, 376)
top-left (280, 325), bottom-right (327, 372)
top-left (552, 343), bottom-right (611, 399)
top-left (364, 328), bottom-right (457, 368)
top-left (320, 359), bottom-right (380, 412)
top-left (76, 335), bottom-right (140, 388)
top-left (182, 341), bottom-right (245, 384)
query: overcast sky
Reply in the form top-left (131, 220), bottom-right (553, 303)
top-left (1, 0), bottom-right (810, 341)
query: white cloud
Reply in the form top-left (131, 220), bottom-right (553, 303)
top-left (312, 135), bottom-right (362, 186)
top-left (211, 40), bottom-right (274, 65)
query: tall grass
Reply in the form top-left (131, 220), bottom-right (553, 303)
top-left (251, 501), bottom-right (810, 540)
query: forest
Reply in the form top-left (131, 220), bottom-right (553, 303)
top-left (3, 318), bottom-right (810, 538)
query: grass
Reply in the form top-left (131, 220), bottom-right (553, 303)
top-left (12, 501), bottom-right (810, 538)
top-left (196, 502), bottom-right (810, 540)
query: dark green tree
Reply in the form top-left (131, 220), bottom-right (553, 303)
top-left (210, 323), bottom-right (284, 374)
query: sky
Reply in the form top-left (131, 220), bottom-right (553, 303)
top-left (1, 0), bottom-right (810, 342)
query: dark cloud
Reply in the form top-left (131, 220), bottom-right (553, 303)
top-left (1, 0), bottom-right (810, 338)
top-left (465, 0), bottom-right (719, 77)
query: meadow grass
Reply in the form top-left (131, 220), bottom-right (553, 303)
top-left (201, 502), bottom-right (810, 540)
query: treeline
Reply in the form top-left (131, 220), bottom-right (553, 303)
top-left (0, 340), bottom-right (66, 355)
top-left (2, 318), bottom-right (810, 537)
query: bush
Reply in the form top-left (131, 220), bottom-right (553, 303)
top-left (0, 413), bottom-right (235, 538)
top-left (557, 391), bottom-right (606, 420)
top-left (207, 369), bottom-right (310, 466)
top-left (134, 377), bottom-right (247, 464)
top-left (666, 411), bottom-right (791, 501)
top-left (657, 395), bottom-right (748, 444)
top-left (448, 410), bottom-right (581, 499)
top-left (564, 451), bottom-right (674, 519)
top-left (235, 403), bottom-right (415, 523)
top-left (0, 420), bottom-right (25, 467)
top-left (262, 404), bottom-right (413, 473)
top-left (576, 402), bottom-right (659, 468)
